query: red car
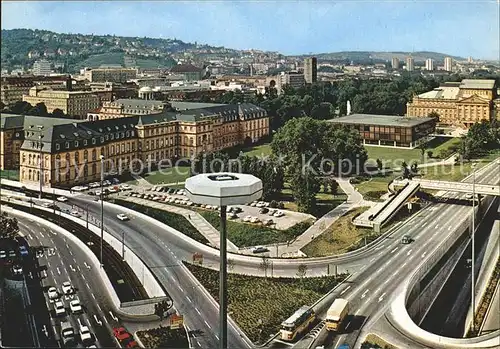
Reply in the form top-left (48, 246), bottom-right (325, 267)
top-left (113, 327), bottom-right (131, 342)
top-left (126, 340), bottom-right (139, 348)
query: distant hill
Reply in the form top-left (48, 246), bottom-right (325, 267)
top-left (294, 51), bottom-right (466, 63)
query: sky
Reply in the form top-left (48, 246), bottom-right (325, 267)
top-left (1, 1), bottom-right (499, 60)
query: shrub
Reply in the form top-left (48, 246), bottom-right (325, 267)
top-left (200, 210), bottom-right (312, 247)
top-left (136, 326), bottom-right (189, 348)
top-left (277, 202), bottom-right (285, 209)
top-left (269, 200), bottom-right (278, 208)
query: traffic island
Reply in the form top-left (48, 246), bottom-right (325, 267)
top-left (183, 261), bottom-right (348, 344)
top-left (136, 326), bottom-right (189, 348)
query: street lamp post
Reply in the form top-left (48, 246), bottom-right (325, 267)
top-left (186, 173), bottom-right (262, 349)
top-left (100, 155), bottom-right (105, 268)
top-left (470, 163), bottom-right (476, 332)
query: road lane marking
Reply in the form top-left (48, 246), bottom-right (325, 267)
top-left (86, 283), bottom-right (90, 289)
top-left (204, 320), bottom-right (212, 329)
top-left (47, 261), bottom-right (51, 267)
top-left (422, 252), bottom-right (427, 258)
top-left (91, 293), bottom-right (96, 299)
top-left (56, 267), bottom-right (61, 275)
top-left (378, 292), bottom-right (386, 302)
top-left (390, 247), bottom-right (398, 254)
top-left (186, 296), bottom-right (192, 303)
top-left (69, 250), bottom-right (73, 256)
top-left (40, 232), bottom-right (45, 238)
top-left (69, 265), bottom-right (75, 272)
top-left (369, 257), bottom-right (375, 263)
top-left (94, 315), bottom-right (102, 326)
top-left (27, 234), bottom-right (32, 240)
top-left (77, 265), bottom-right (81, 271)
top-left (196, 308), bottom-right (201, 315)
top-left (109, 311), bottom-right (118, 321)
top-left (402, 262), bottom-right (407, 267)
top-left (215, 334), bottom-right (219, 340)
top-left (82, 274), bottom-right (86, 280)
top-left (340, 286), bottom-right (351, 295)
top-left (178, 286), bottom-right (184, 292)
top-left (375, 244), bottom-right (384, 250)
top-left (96, 304), bottom-right (102, 312)
top-left (407, 249), bottom-right (413, 256)
top-left (361, 289), bottom-right (369, 299)
top-left (84, 262), bottom-right (91, 270)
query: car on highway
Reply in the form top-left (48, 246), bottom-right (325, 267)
top-left (19, 245), bottom-right (29, 256)
top-left (401, 235), bottom-right (412, 244)
top-left (117, 213), bottom-right (129, 221)
top-left (54, 300), bottom-right (66, 316)
top-left (8, 250), bottom-right (16, 258)
top-left (120, 184), bottom-right (132, 191)
top-left (79, 324), bottom-right (92, 344)
top-left (69, 299), bottom-right (82, 314)
top-left (12, 264), bottom-right (23, 275)
top-left (0, 250), bottom-right (6, 259)
top-left (56, 196), bottom-right (68, 202)
top-left (47, 287), bottom-right (59, 300)
top-left (251, 246), bottom-right (269, 254)
top-left (62, 281), bottom-right (74, 295)
top-left (60, 321), bottom-right (75, 346)
top-left (113, 327), bottom-right (131, 342)
top-left (70, 210), bottom-right (81, 217)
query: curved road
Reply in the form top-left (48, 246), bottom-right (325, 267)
top-left (52, 159), bottom-right (500, 348)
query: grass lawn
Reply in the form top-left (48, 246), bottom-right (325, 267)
top-left (199, 210), bottom-right (313, 247)
top-left (430, 137), bottom-right (461, 159)
top-left (301, 207), bottom-right (372, 257)
top-left (278, 185), bottom-right (348, 217)
top-left (110, 199), bottom-right (209, 244)
top-left (142, 165), bottom-right (191, 185)
top-left (354, 175), bottom-right (395, 202)
top-left (0, 169), bottom-right (19, 181)
top-left (242, 143), bottom-right (272, 157)
top-left (184, 262), bottom-right (347, 344)
top-left (136, 327), bottom-right (189, 349)
top-left (362, 334), bottom-right (398, 349)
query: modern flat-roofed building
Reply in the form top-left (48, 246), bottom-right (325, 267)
top-left (32, 59), bottom-right (52, 76)
top-left (304, 57), bottom-right (317, 84)
top-left (327, 113), bottom-right (436, 148)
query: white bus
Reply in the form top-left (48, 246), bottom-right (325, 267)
top-left (280, 305), bottom-right (316, 341)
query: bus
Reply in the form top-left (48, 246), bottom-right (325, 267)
top-left (325, 298), bottom-right (349, 332)
top-left (280, 305), bottom-right (316, 341)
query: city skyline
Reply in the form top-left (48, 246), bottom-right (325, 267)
top-left (2, 0), bottom-right (499, 60)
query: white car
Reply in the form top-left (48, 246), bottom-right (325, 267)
top-left (61, 281), bottom-right (74, 295)
top-left (250, 201), bottom-right (257, 207)
top-left (243, 215), bottom-right (252, 222)
top-left (12, 264), bottom-right (23, 275)
top-left (273, 211), bottom-right (285, 218)
top-left (120, 184), bottom-right (132, 191)
top-left (70, 210), bottom-right (80, 217)
top-left (57, 196), bottom-right (68, 202)
top-left (256, 202), bottom-right (266, 208)
top-left (88, 182), bottom-right (100, 188)
top-left (0, 250), bottom-right (6, 259)
top-left (117, 213), bottom-right (129, 221)
top-left (48, 287), bottom-right (59, 300)
top-left (54, 300), bottom-right (66, 316)
top-left (250, 217), bottom-right (261, 224)
top-left (80, 325), bottom-right (92, 343)
top-left (69, 299), bottom-right (82, 314)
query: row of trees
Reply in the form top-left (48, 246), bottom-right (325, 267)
top-left (0, 212), bottom-right (19, 240)
top-left (210, 75), bottom-right (454, 131)
top-left (459, 120), bottom-right (500, 160)
top-left (1, 101), bottom-right (67, 118)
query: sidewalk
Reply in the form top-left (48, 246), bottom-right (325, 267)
top-left (118, 195), bottom-right (239, 252)
top-left (278, 177), bottom-right (377, 255)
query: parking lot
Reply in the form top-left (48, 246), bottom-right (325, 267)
top-left (116, 184), bottom-right (315, 230)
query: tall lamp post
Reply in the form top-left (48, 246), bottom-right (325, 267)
top-left (100, 155), bottom-right (105, 268)
top-left (470, 162), bottom-right (477, 332)
top-left (186, 173), bottom-right (262, 349)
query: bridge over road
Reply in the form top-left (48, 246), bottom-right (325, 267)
top-left (394, 178), bottom-right (500, 196)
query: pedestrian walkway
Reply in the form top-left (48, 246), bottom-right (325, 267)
top-left (118, 195), bottom-right (239, 252)
top-left (277, 177), bottom-right (377, 255)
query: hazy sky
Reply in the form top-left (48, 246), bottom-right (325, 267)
top-left (2, 1), bottom-right (499, 59)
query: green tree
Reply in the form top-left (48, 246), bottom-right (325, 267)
top-left (297, 264), bottom-right (308, 278)
top-left (154, 299), bottom-right (173, 320)
top-left (330, 179), bottom-right (339, 196)
top-left (376, 158), bottom-right (383, 171)
top-left (259, 256), bottom-right (271, 279)
top-left (0, 212), bottom-right (19, 239)
top-left (428, 111), bottom-right (440, 121)
top-left (52, 108), bottom-right (65, 118)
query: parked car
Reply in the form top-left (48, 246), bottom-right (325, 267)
top-left (56, 196), bottom-right (68, 202)
top-left (264, 219), bottom-right (274, 226)
top-left (120, 184), bottom-right (132, 191)
top-left (256, 202), bottom-right (266, 208)
top-left (251, 246), bottom-right (269, 254)
top-left (70, 210), bottom-right (80, 217)
top-left (273, 210), bottom-right (285, 218)
top-left (268, 209), bottom-right (276, 216)
top-left (250, 217), bottom-right (261, 224)
top-left (12, 264), bottom-right (23, 275)
top-left (79, 324), bottom-right (92, 343)
top-left (401, 235), bottom-right (412, 244)
top-left (259, 207), bottom-right (269, 214)
top-left (243, 215), bottom-right (252, 222)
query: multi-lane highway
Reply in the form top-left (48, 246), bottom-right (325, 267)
top-left (63, 160), bottom-right (500, 348)
top-left (3, 159), bottom-right (498, 349)
top-left (15, 216), bottom-right (117, 348)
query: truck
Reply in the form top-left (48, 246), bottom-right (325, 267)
top-left (325, 298), bottom-right (349, 332)
top-left (60, 321), bottom-right (75, 346)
